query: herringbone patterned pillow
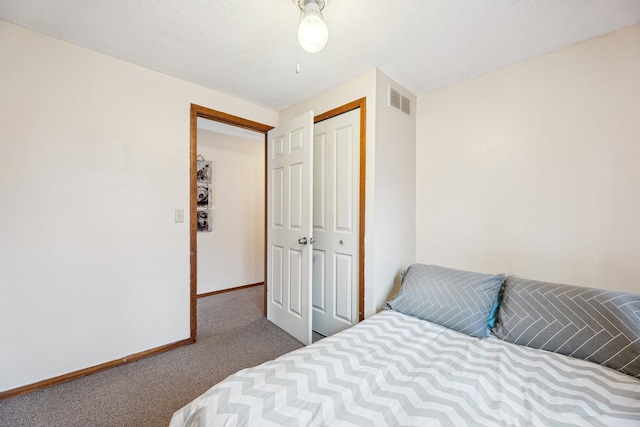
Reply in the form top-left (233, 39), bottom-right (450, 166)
top-left (385, 264), bottom-right (504, 338)
top-left (493, 276), bottom-right (640, 378)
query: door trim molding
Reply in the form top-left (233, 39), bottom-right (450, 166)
top-left (314, 98), bottom-right (367, 322)
top-left (190, 104), bottom-right (273, 341)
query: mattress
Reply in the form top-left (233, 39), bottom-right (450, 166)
top-left (170, 310), bottom-right (640, 426)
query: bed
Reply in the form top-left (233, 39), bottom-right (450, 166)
top-left (170, 264), bottom-right (640, 426)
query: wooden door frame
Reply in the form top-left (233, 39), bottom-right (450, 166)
top-left (189, 97), bottom-right (367, 340)
top-left (189, 104), bottom-right (273, 340)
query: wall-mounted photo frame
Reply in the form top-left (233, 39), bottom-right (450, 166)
top-left (197, 183), bottom-right (212, 208)
top-left (208, 183), bottom-right (216, 207)
top-left (197, 210), bottom-right (212, 232)
top-left (196, 159), bottom-right (212, 183)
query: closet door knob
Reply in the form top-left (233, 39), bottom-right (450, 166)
top-left (297, 237), bottom-right (308, 245)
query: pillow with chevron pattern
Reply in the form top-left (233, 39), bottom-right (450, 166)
top-left (493, 276), bottom-right (640, 378)
top-left (385, 264), bottom-right (505, 338)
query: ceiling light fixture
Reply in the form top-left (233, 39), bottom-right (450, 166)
top-left (295, 0), bottom-right (328, 53)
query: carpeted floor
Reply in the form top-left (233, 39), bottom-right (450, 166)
top-left (0, 285), bottom-right (305, 427)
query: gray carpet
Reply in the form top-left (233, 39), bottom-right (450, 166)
top-left (0, 286), bottom-right (305, 427)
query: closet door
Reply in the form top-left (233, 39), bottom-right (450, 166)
top-left (312, 108), bottom-right (360, 337)
top-left (266, 111), bottom-right (314, 345)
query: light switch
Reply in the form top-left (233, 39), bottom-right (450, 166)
top-left (175, 208), bottom-right (184, 223)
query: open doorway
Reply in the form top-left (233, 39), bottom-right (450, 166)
top-left (189, 104), bottom-right (273, 341)
top-left (196, 118), bottom-right (265, 297)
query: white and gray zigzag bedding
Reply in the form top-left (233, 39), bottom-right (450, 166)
top-left (170, 310), bottom-right (640, 427)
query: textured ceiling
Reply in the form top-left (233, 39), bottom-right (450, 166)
top-left (1, 1), bottom-right (639, 111)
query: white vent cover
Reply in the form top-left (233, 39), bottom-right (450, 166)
top-left (389, 86), bottom-right (401, 110)
top-left (388, 85), bottom-right (410, 116)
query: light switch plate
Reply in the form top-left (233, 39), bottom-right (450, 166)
top-left (175, 208), bottom-right (184, 223)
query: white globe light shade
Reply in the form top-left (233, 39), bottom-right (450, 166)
top-left (297, 3), bottom-right (328, 53)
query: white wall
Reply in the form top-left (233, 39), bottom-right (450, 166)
top-left (281, 68), bottom-right (417, 316)
top-left (416, 24), bottom-right (640, 292)
top-left (372, 72), bottom-right (416, 305)
top-left (196, 130), bottom-right (265, 294)
top-left (0, 20), bottom-right (278, 393)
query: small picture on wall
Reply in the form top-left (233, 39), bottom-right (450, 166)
top-left (208, 183), bottom-right (216, 207)
top-left (197, 210), bottom-right (212, 232)
top-left (197, 183), bottom-right (212, 208)
top-left (196, 160), bottom-right (212, 183)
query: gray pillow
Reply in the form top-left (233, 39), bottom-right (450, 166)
top-left (493, 276), bottom-right (640, 378)
top-left (385, 264), bottom-right (505, 338)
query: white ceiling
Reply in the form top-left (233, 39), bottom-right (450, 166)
top-left (1, 1), bottom-right (639, 112)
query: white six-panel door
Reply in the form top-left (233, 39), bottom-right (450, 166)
top-left (266, 111), bottom-right (314, 345)
top-left (312, 109), bottom-right (360, 337)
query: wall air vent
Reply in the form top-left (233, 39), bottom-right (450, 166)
top-left (400, 94), bottom-right (410, 115)
top-left (389, 86), bottom-right (401, 110)
top-left (388, 85), bottom-right (411, 117)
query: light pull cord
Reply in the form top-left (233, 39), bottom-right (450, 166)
top-left (296, 9), bottom-right (302, 74)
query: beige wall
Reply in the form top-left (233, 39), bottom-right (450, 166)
top-left (416, 24), bottom-right (640, 292)
top-left (372, 71), bottom-right (416, 307)
top-left (196, 130), bottom-right (265, 294)
top-left (0, 20), bottom-right (278, 392)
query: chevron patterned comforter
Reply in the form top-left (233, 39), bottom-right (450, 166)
top-left (170, 310), bottom-right (640, 427)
